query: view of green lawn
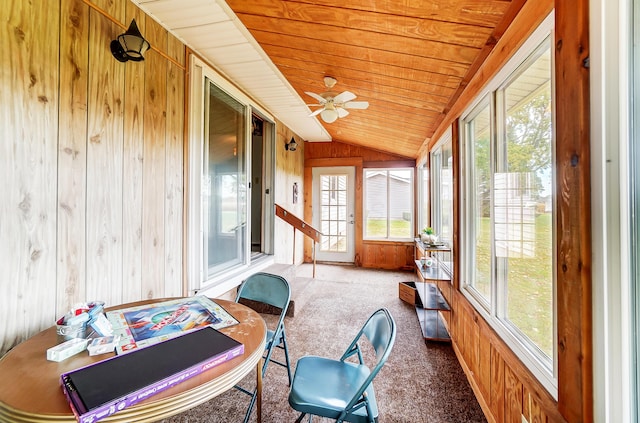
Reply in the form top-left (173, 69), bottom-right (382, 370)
top-left (365, 218), bottom-right (411, 238)
top-left (475, 213), bottom-right (553, 357)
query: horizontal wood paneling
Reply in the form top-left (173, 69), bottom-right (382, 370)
top-left (1, 0), bottom-right (185, 357)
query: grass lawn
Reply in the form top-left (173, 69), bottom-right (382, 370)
top-left (475, 213), bottom-right (553, 358)
top-left (366, 218), bottom-right (411, 238)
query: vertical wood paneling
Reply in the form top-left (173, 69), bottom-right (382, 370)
top-left (0, 0), bottom-right (60, 352)
top-left (141, 15), bottom-right (168, 298)
top-left (121, 3), bottom-right (145, 302)
top-left (86, 6), bottom-right (125, 301)
top-left (478, 319), bottom-right (492, 400)
top-left (452, 290), bottom-right (567, 423)
top-left (505, 364), bottom-right (523, 423)
top-left (470, 312), bottom-right (480, 377)
top-left (555, 1), bottom-right (593, 422)
top-left (57, 0), bottom-right (89, 314)
top-left (303, 165), bottom-right (314, 262)
top-left (490, 343), bottom-right (505, 423)
top-left (0, 0), bottom-right (186, 357)
top-left (275, 122), bottom-right (305, 265)
top-left (164, 33), bottom-right (185, 297)
top-left (523, 387), bottom-right (548, 423)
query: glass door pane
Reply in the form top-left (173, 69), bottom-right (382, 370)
top-left (203, 80), bottom-right (247, 276)
top-left (320, 174), bottom-right (348, 253)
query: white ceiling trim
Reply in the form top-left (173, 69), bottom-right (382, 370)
top-left (133, 0), bottom-right (332, 142)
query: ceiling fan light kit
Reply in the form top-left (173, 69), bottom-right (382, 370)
top-left (320, 108), bottom-right (339, 123)
top-left (306, 76), bottom-right (369, 123)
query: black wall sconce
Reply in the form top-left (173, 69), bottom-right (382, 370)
top-left (111, 19), bottom-right (151, 62)
top-left (285, 137), bottom-right (298, 152)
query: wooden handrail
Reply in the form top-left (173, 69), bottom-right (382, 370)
top-left (275, 204), bottom-right (322, 277)
top-left (275, 204), bottom-right (321, 242)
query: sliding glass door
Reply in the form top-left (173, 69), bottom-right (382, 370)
top-left (202, 79), bottom-right (248, 277)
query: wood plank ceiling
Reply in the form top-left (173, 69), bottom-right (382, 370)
top-left (223, 0), bottom-right (523, 158)
top-left (136, 0), bottom-right (524, 159)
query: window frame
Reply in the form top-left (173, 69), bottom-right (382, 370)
top-left (363, 167), bottom-right (415, 241)
top-left (188, 57), bottom-right (275, 294)
top-left (430, 129), bottom-right (454, 275)
top-left (459, 12), bottom-right (558, 397)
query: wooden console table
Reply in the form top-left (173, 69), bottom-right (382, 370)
top-left (0, 298), bottom-right (267, 423)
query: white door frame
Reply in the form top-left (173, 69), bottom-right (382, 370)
top-left (312, 166), bottom-right (356, 263)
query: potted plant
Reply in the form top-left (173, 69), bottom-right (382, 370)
top-left (421, 227), bottom-right (438, 244)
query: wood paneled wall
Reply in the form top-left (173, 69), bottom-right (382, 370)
top-left (304, 141), bottom-right (415, 269)
top-left (0, 0), bottom-right (185, 356)
top-left (274, 123), bottom-right (305, 264)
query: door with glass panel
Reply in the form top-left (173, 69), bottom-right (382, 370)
top-left (312, 167), bottom-right (355, 262)
top-left (202, 79), bottom-right (248, 277)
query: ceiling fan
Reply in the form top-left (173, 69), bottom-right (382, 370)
top-left (305, 76), bottom-right (369, 123)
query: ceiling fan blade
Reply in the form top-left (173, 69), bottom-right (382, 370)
top-left (305, 91), bottom-right (327, 104)
top-left (333, 90), bottom-right (357, 104)
top-left (343, 101), bottom-right (369, 110)
top-left (337, 108), bottom-right (350, 118)
top-left (309, 108), bottom-right (324, 117)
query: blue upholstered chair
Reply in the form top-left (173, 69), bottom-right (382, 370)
top-left (288, 308), bottom-right (396, 423)
top-left (234, 272), bottom-right (292, 423)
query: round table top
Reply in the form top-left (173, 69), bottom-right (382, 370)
top-left (0, 298), bottom-right (266, 423)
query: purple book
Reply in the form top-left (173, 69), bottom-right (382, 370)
top-left (60, 326), bottom-right (244, 423)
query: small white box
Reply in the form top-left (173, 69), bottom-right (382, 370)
top-left (47, 338), bottom-right (89, 362)
top-left (87, 335), bottom-right (120, 356)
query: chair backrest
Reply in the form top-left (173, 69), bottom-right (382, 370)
top-left (236, 272), bottom-right (291, 314)
top-left (341, 308), bottom-right (396, 413)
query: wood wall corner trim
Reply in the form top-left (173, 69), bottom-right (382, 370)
top-left (555, 0), bottom-right (593, 421)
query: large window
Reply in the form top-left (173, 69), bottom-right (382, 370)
top-left (430, 133), bottom-right (454, 273)
top-left (364, 168), bottom-right (414, 240)
top-left (461, 15), bottom-right (556, 395)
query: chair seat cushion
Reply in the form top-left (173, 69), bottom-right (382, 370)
top-left (288, 356), bottom-right (378, 422)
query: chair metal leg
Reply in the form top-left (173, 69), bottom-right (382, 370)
top-left (294, 412), bottom-right (307, 423)
top-left (281, 330), bottom-right (293, 385)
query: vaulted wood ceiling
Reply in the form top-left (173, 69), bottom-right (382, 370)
top-left (223, 0), bottom-right (524, 158)
top-left (135, 0), bottom-right (524, 158)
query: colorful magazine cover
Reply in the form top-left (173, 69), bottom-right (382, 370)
top-left (106, 296), bottom-right (239, 354)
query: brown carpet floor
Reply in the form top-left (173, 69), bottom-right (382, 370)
top-left (160, 264), bottom-right (486, 423)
